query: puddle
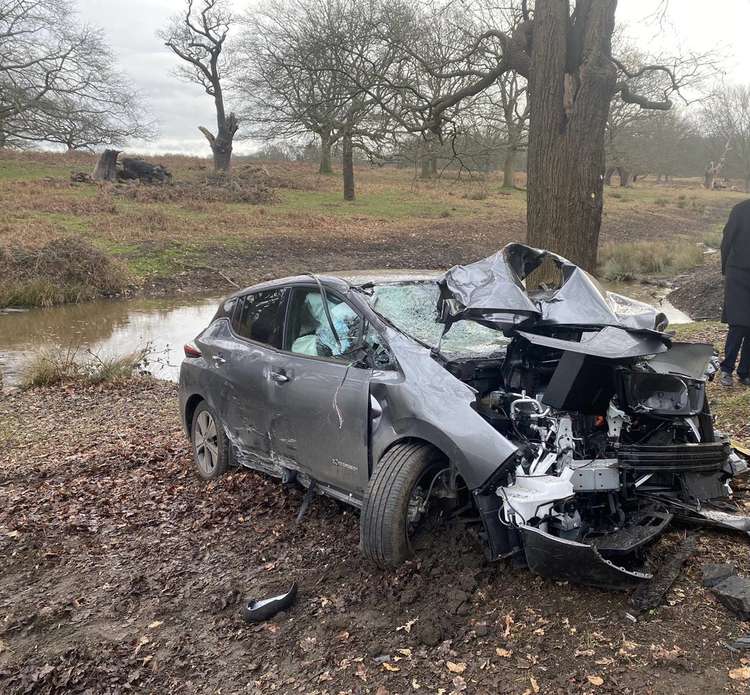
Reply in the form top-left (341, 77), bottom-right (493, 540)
top-left (0, 295), bottom-right (221, 387)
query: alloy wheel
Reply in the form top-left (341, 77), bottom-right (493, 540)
top-left (194, 410), bottom-right (219, 476)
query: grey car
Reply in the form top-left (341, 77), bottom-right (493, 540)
top-left (179, 243), bottom-right (749, 588)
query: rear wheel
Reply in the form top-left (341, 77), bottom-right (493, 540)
top-left (360, 442), bottom-right (447, 567)
top-left (191, 402), bottom-right (229, 480)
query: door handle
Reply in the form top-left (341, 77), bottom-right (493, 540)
top-left (212, 355), bottom-right (226, 365)
top-left (269, 370), bottom-right (290, 384)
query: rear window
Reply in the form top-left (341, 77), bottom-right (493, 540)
top-left (231, 288), bottom-right (287, 348)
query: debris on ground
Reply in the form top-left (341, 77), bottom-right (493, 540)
top-left (703, 563), bottom-right (738, 587)
top-left (629, 535), bottom-right (698, 612)
top-left (731, 636), bottom-right (750, 650)
top-left (242, 583), bottom-right (298, 622)
top-left (711, 573), bottom-right (750, 619)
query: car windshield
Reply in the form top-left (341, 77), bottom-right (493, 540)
top-left (366, 281), bottom-right (509, 359)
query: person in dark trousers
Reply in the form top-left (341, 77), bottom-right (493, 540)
top-left (720, 199), bottom-right (750, 386)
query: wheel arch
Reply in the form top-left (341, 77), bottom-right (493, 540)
top-left (184, 393), bottom-right (205, 436)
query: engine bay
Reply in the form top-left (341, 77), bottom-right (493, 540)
top-left (444, 331), bottom-right (745, 587)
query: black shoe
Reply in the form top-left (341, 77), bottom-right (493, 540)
top-left (739, 376), bottom-right (750, 386)
top-left (720, 371), bottom-right (734, 386)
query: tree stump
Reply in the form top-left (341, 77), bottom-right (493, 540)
top-left (92, 149), bottom-right (121, 182)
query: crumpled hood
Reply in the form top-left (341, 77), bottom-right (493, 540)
top-left (438, 243), bottom-right (663, 332)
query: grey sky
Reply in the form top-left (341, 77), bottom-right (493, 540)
top-left (76, 0), bottom-right (750, 156)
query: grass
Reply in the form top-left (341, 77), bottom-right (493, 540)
top-left (703, 226), bottom-right (724, 249)
top-left (1, 150), bottom-right (747, 307)
top-left (598, 240), bottom-right (705, 281)
top-left (0, 237), bottom-right (130, 308)
top-left (20, 346), bottom-right (149, 388)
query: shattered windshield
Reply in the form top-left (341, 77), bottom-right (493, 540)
top-left (367, 281), bottom-right (509, 358)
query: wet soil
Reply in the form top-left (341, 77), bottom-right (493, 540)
top-left (2, 379), bottom-right (750, 693)
top-left (669, 255), bottom-right (724, 321)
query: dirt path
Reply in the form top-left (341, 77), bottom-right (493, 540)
top-left (1, 379), bottom-right (750, 694)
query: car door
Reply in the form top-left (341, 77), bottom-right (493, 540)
top-left (268, 285), bottom-right (372, 496)
top-left (214, 287), bottom-right (289, 471)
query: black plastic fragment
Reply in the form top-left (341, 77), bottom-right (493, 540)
top-left (520, 525), bottom-right (651, 590)
top-left (702, 563), bottom-right (738, 588)
top-left (241, 583), bottom-right (298, 623)
top-left (731, 636), bottom-right (750, 650)
top-left (629, 534), bottom-right (697, 612)
top-left (711, 575), bottom-right (750, 620)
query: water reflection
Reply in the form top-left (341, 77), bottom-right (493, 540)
top-left (0, 295), bottom-right (222, 386)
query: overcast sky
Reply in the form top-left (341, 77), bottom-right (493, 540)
top-left (76, 0), bottom-right (750, 156)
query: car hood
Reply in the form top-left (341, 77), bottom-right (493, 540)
top-left (437, 243), bottom-right (664, 332)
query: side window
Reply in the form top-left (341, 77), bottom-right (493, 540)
top-left (285, 287), bottom-right (362, 359)
top-left (231, 288), bottom-right (287, 348)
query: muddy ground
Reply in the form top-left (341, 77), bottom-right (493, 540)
top-left (2, 378), bottom-right (750, 694)
top-left (669, 254), bottom-right (724, 321)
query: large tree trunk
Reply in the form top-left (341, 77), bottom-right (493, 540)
top-left (525, 0), bottom-right (617, 274)
top-left (342, 126), bottom-right (355, 201)
top-left (319, 130), bottom-right (333, 174)
top-left (420, 156), bottom-right (431, 179)
top-left (92, 149), bottom-right (121, 182)
top-left (199, 112), bottom-right (238, 173)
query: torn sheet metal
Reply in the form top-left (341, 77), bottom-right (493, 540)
top-left (645, 342), bottom-right (716, 380)
top-left (676, 507), bottom-right (750, 537)
top-left (439, 243), bottom-right (660, 331)
top-left (519, 525), bottom-right (652, 590)
top-left (516, 325), bottom-right (669, 359)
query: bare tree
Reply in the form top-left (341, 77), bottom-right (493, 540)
top-left (235, 0), bottom-right (351, 175)
top-left (161, 0), bottom-right (238, 172)
top-left (0, 0), bottom-right (150, 149)
top-left (240, 0), bottom-right (396, 200)
top-left (369, 0), bottom-right (704, 272)
top-left (704, 85), bottom-right (750, 192)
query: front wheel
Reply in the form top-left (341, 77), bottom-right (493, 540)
top-left (191, 401), bottom-right (230, 480)
top-left (360, 442), bottom-right (446, 567)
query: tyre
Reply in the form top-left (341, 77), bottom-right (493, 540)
top-left (360, 441), bottom-right (446, 567)
top-left (191, 401), bottom-right (230, 480)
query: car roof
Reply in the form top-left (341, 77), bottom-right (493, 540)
top-left (228, 270), bottom-right (441, 298)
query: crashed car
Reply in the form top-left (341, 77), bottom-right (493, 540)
top-left (179, 243), bottom-right (749, 588)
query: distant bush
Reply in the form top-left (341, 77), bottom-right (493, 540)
top-left (655, 197), bottom-right (669, 206)
top-left (599, 241), bottom-right (704, 281)
top-left (703, 228), bottom-right (723, 249)
top-left (21, 346), bottom-right (148, 388)
top-left (0, 237), bottom-right (129, 307)
top-left (463, 189), bottom-right (489, 201)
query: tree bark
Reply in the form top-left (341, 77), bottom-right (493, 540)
top-left (430, 155), bottom-right (438, 176)
top-left (342, 125), bottom-right (355, 201)
top-left (420, 156), bottom-right (431, 179)
top-left (525, 0), bottom-right (617, 274)
top-left (199, 112), bottom-right (237, 173)
top-left (319, 130), bottom-right (333, 174)
top-left (92, 149), bottom-right (121, 182)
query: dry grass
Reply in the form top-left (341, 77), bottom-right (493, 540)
top-left (20, 346), bottom-right (148, 388)
top-left (598, 240), bottom-right (705, 280)
top-left (1, 150), bottom-right (746, 307)
top-left (0, 237), bottom-right (130, 307)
